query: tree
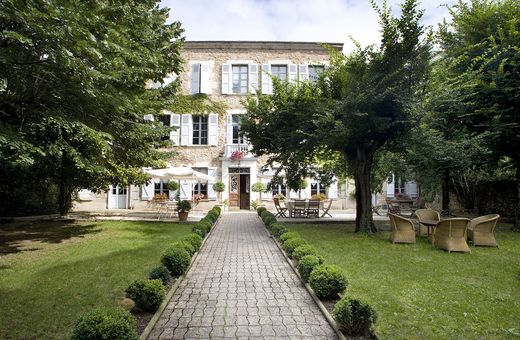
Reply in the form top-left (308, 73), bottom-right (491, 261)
top-left (437, 0), bottom-right (520, 227)
top-left (242, 0), bottom-right (431, 232)
top-left (0, 0), bottom-right (184, 215)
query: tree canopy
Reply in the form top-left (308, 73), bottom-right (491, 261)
top-left (242, 0), bottom-right (432, 232)
top-left (0, 0), bottom-right (184, 215)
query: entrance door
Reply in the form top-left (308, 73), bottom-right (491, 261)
top-left (108, 185), bottom-right (128, 209)
top-left (228, 167), bottom-right (250, 209)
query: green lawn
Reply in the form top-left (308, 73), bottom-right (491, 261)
top-left (287, 223), bottom-right (520, 339)
top-left (0, 220), bottom-right (192, 340)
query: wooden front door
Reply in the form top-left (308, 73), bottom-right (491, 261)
top-left (229, 174), bottom-right (240, 207)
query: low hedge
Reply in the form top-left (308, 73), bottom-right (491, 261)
top-left (257, 207), bottom-right (267, 216)
top-left (282, 237), bottom-right (306, 257)
top-left (309, 264), bottom-right (348, 299)
top-left (297, 255), bottom-right (321, 282)
top-left (332, 296), bottom-right (377, 336)
top-left (182, 233), bottom-right (202, 252)
top-left (279, 231), bottom-right (301, 243)
top-left (148, 264), bottom-right (171, 285)
top-left (71, 308), bottom-right (137, 340)
top-left (171, 240), bottom-right (195, 256)
top-left (292, 244), bottom-right (319, 261)
top-left (160, 246), bottom-right (191, 277)
top-left (270, 223), bottom-right (287, 238)
top-left (125, 279), bottom-right (165, 312)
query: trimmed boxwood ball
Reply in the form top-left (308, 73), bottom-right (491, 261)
top-left (282, 237), bottom-right (306, 257)
top-left (148, 264), bottom-right (171, 285)
top-left (332, 297), bottom-right (377, 336)
top-left (292, 244), bottom-right (319, 261)
top-left (171, 241), bottom-right (195, 256)
top-left (211, 206), bottom-right (221, 216)
top-left (279, 231), bottom-right (300, 243)
top-left (125, 279), bottom-right (165, 312)
top-left (71, 308), bottom-right (137, 340)
top-left (270, 223), bottom-right (287, 238)
top-left (192, 225), bottom-right (205, 237)
top-left (257, 207), bottom-right (267, 216)
top-left (182, 233), bottom-right (202, 251)
top-left (161, 246), bottom-right (191, 277)
top-left (206, 210), bottom-right (218, 223)
top-left (297, 255), bottom-right (321, 282)
top-left (309, 264), bottom-right (348, 299)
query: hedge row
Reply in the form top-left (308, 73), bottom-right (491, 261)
top-left (257, 207), bottom-right (377, 337)
top-left (71, 206), bottom-right (221, 339)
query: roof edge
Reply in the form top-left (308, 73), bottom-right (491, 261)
top-left (183, 41), bottom-right (343, 51)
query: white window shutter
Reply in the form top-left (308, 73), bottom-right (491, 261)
top-left (261, 64), bottom-right (272, 94)
top-left (208, 113), bottom-right (218, 146)
top-left (289, 64), bottom-right (298, 83)
top-left (207, 167), bottom-right (217, 200)
top-left (141, 182), bottom-right (154, 200)
top-left (299, 64), bottom-right (309, 81)
top-left (179, 180), bottom-right (192, 200)
top-left (191, 63), bottom-right (201, 94)
top-left (328, 180), bottom-right (338, 199)
top-left (248, 64), bottom-right (258, 93)
top-left (170, 113), bottom-right (180, 145)
top-left (200, 63), bottom-right (211, 94)
top-left (180, 114), bottom-right (192, 146)
top-left (387, 174), bottom-right (395, 198)
top-left (226, 114), bottom-right (233, 144)
top-left (221, 64), bottom-right (231, 94)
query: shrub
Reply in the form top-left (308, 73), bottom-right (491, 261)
top-left (125, 279), bottom-right (165, 312)
top-left (279, 231), bottom-right (301, 243)
top-left (260, 209), bottom-right (272, 221)
top-left (176, 199), bottom-right (192, 212)
top-left (161, 246), bottom-right (191, 277)
top-left (192, 225), bottom-right (205, 237)
top-left (309, 264), bottom-right (348, 299)
top-left (262, 214), bottom-right (277, 228)
top-left (211, 206), bottom-right (221, 216)
top-left (297, 255), bottom-right (321, 282)
top-left (282, 237), bottom-right (306, 257)
top-left (212, 182), bottom-right (225, 193)
top-left (182, 233), bottom-right (202, 251)
top-left (333, 297), bottom-right (377, 336)
top-left (171, 241), bottom-right (195, 256)
top-left (257, 206), bottom-right (267, 216)
top-left (270, 223), bottom-right (287, 238)
top-left (148, 264), bottom-right (172, 285)
top-left (71, 308), bottom-right (137, 340)
top-left (293, 244), bottom-right (319, 261)
top-left (207, 210), bottom-right (219, 223)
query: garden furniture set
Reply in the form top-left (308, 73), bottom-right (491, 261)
top-left (274, 198), bottom-right (333, 218)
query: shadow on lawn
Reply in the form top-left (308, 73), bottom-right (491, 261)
top-left (0, 221), bottom-right (101, 256)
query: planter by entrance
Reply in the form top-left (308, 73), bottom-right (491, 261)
top-left (178, 211), bottom-right (189, 221)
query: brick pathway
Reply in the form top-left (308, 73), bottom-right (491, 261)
top-left (147, 212), bottom-right (337, 339)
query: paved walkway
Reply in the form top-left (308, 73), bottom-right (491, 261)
top-left (147, 212), bottom-right (337, 339)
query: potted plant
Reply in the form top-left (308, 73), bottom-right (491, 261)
top-left (251, 182), bottom-right (267, 209)
top-left (176, 200), bottom-right (192, 221)
top-left (213, 181), bottom-right (226, 203)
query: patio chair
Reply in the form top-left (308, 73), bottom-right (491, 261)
top-left (321, 199), bottom-right (333, 218)
top-left (306, 200), bottom-right (320, 218)
top-left (433, 218), bottom-right (471, 253)
top-left (388, 213), bottom-right (416, 244)
top-left (415, 208), bottom-right (440, 237)
top-left (386, 198), bottom-right (400, 215)
top-left (291, 199), bottom-right (307, 218)
top-left (273, 197), bottom-right (288, 218)
top-left (467, 214), bottom-right (500, 247)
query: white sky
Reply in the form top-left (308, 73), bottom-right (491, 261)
top-left (160, 0), bottom-right (459, 52)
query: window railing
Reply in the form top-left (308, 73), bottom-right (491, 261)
top-left (224, 144), bottom-right (253, 158)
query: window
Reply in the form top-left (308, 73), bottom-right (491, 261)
top-left (232, 114), bottom-right (245, 144)
top-left (272, 184), bottom-right (287, 197)
top-left (154, 180), bottom-right (169, 196)
top-left (192, 115), bottom-right (208, 145)
top-left (232, 65), bottom-right (248, 94)
top-left (308, 65), bottom-right (324, 84)
top-left (159, 114), bottom-right (171, 141)
top-left (192, 167), bottom-right (208, 198)
top-left (271, 65), bottom-right (287, 81)
top-left (311, 182), bottom-right (327, 196)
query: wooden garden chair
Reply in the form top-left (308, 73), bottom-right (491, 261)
top-left (306, 200), bottom-right (320, 218)
top-left (273, 197), bottom-right (288, 218)
top-left (291, 199), bottom-right (307, 218)
top-left (320, 199), bottom-right (333, 218)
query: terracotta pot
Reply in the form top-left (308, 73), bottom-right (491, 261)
top-left (178, 211), bottom-right (189, 221)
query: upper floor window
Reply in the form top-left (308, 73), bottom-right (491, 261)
top-left (231, 114), bottom-right (245, 144)
top-left (232, 65), bottom-right (248, 94)
top-left (192, 115), bottom-right (208, 145)
top-left (308, 65), bottom-right (324, 84)
top-left (271, 65), bottom-right (288, 81)
top-left (311, 182), bottom-right (327, 196)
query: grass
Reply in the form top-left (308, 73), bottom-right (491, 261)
top-left (287, 223), bottom-right (520, 339)
top-left (0, 220), bottom-right (192, 339)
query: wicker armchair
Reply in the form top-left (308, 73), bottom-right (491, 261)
top-left (388, 213), bottom-right (416, 244)
top-left (415, 208), bottom-right (440, 237)
top-left (433, 218), bottom-right (470, 253)
top-left (467, 214), bottom-right (500, 247)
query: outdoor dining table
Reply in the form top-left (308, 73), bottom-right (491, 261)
top-left (418, 219), bottom-right (439, 238)
top-left (284, 200), bottom-right (324, 217)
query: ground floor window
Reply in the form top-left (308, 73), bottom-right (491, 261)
top-left (192, 168), bottom-right (208, 199)
top-left (154, 180), bottom-right (169, 196)
top-left (272, 184), bottom-right (287, 197)
top-left (311, 182), bottom-right (327, 196)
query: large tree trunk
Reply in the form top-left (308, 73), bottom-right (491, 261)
top-left (349, 149), bottom-right (377, 233)
top-left (516, 166), bottom-right (520, 231)
top-left (441, 169), bottom-right (450, 214)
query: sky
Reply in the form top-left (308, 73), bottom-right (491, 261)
top-left (160, 0), bottom-right (459, 52)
